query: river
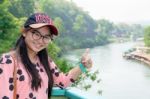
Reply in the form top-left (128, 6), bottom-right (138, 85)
top-left (63, 42), bottom-right (150, 99)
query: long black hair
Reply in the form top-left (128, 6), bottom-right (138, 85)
top-left (15, 28), bottom-right (54, 96)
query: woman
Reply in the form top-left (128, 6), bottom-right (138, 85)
top-left (0, 13), bottom-right (92, 99)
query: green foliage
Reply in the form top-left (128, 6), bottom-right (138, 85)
top-left (130, 24), bottom-right (144, 39)
top-left (0, 0), bottom-right (144, 54)
top-left (144, 26), bottom-right (150, 47)
top-left (47, 42), bottom-right (61, 60)
top-left (96, 19), bottom-right (114, 35)
top-left (0, 0), bottom-right (144, 94)
top-left (55, 58), bottom-right (72, 73)
top-left (41, 0), bottom-right (98, 49)
top-left (47, 42), bottom-right (72, 73)
top-left (53, 17), bottom-right (66, 34)
top-left (95, 19), bottom-right (114, 45)
top-left (72, 70), bottom-right (102, 94)
top-left (112, 23), bottom-right (144, 39)
top-left (8, 0), bottom-right (34, 18)
top-left (96, 32), bottom-right (109, 45)
top-left (73, 15), bottom-right (86, 32)
top-left (0, 0), bottom-right (20, 54)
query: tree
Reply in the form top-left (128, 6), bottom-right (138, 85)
top-left (96, 19), bottom-right (114, 36)
top-left (72, 15), bottom-right (86, 33)
top-left (95, 19), bottom-right (114, 45)
top-left (0, 0), bottom-right (19, 53)
top-left (144, 26), bottom-right (150, 47)
top-left (53, 17), bottom-right (66, 35)
top-left (8, 0), bottom-right (34, 18)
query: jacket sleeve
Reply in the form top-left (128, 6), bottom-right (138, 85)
top-left (49, 59), bottom-right (75, 89)
top-left (0, 54), bottom-right (14, 99)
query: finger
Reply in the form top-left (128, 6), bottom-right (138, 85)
top-left (88, 58), bottom-right (92, 64)
top-left (82, 48), bottom-right (90, 57)
top-left (88, 59), bottom-right (93, 67)
top-left (86, 58), bottom-right (92, 67)
top-left (81, 55), bottom-right (90, 63)
top-left (82, 58), bottom-right (92, 67)
top-left (84, 48), bottom-right (90, 55)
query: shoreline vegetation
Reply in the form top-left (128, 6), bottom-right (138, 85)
top-left (123, 45), bottom-right (150, 66)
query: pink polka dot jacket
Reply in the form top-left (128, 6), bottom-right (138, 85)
top-left (0, 53), bottom-right (75, 99)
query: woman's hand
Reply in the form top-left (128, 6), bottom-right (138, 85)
top-left (81, 48), bottom-right (93, 69)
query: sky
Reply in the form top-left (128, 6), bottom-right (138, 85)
top-left (69, 0), bottom-right (150, 24)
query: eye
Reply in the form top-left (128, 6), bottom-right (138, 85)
top-left (32, 30), bottom-right (41, 39)
top-left (34, 32), bottom-right (40, 37)
top-left (44, 36), bottom-right (51, 40)
top-left (32, 30), bottom-right (40, 36)
top-left (31, 31), bottom-right (36, 34)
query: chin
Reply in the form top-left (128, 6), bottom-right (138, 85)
top-left (34, 47), bottom-right (45, 53)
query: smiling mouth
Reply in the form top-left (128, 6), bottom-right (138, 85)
top-left (33, 42), bottom-right (42, 48)
top-left (35, 44), bottom-right (43, 48)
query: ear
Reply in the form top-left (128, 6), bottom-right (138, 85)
top-left (20, 28), bottom-right (27, 37)
top-left (21, 28), bottom-right (27, 37)
top-left (22, 33), bottom-right (26, 37)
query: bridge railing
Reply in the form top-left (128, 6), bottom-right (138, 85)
top-left (51, 87), bottom-right (103, 99)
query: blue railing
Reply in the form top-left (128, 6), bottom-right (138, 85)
top-left (52, 87), bottom-right (103, 99)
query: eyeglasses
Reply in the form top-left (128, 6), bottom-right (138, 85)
top-left (31, 29), bottom-right (53, 44)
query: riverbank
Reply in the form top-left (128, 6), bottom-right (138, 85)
top-left (123, 47), bottom-right (150, 65)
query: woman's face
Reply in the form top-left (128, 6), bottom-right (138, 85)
top-left (23, 26), bottom-right (52, 53)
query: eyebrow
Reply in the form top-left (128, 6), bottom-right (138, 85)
top-left (33, 29), bottom-right (51, 36)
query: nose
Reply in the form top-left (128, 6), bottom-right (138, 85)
top-left (38, 37), bottom-right (44, 43)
